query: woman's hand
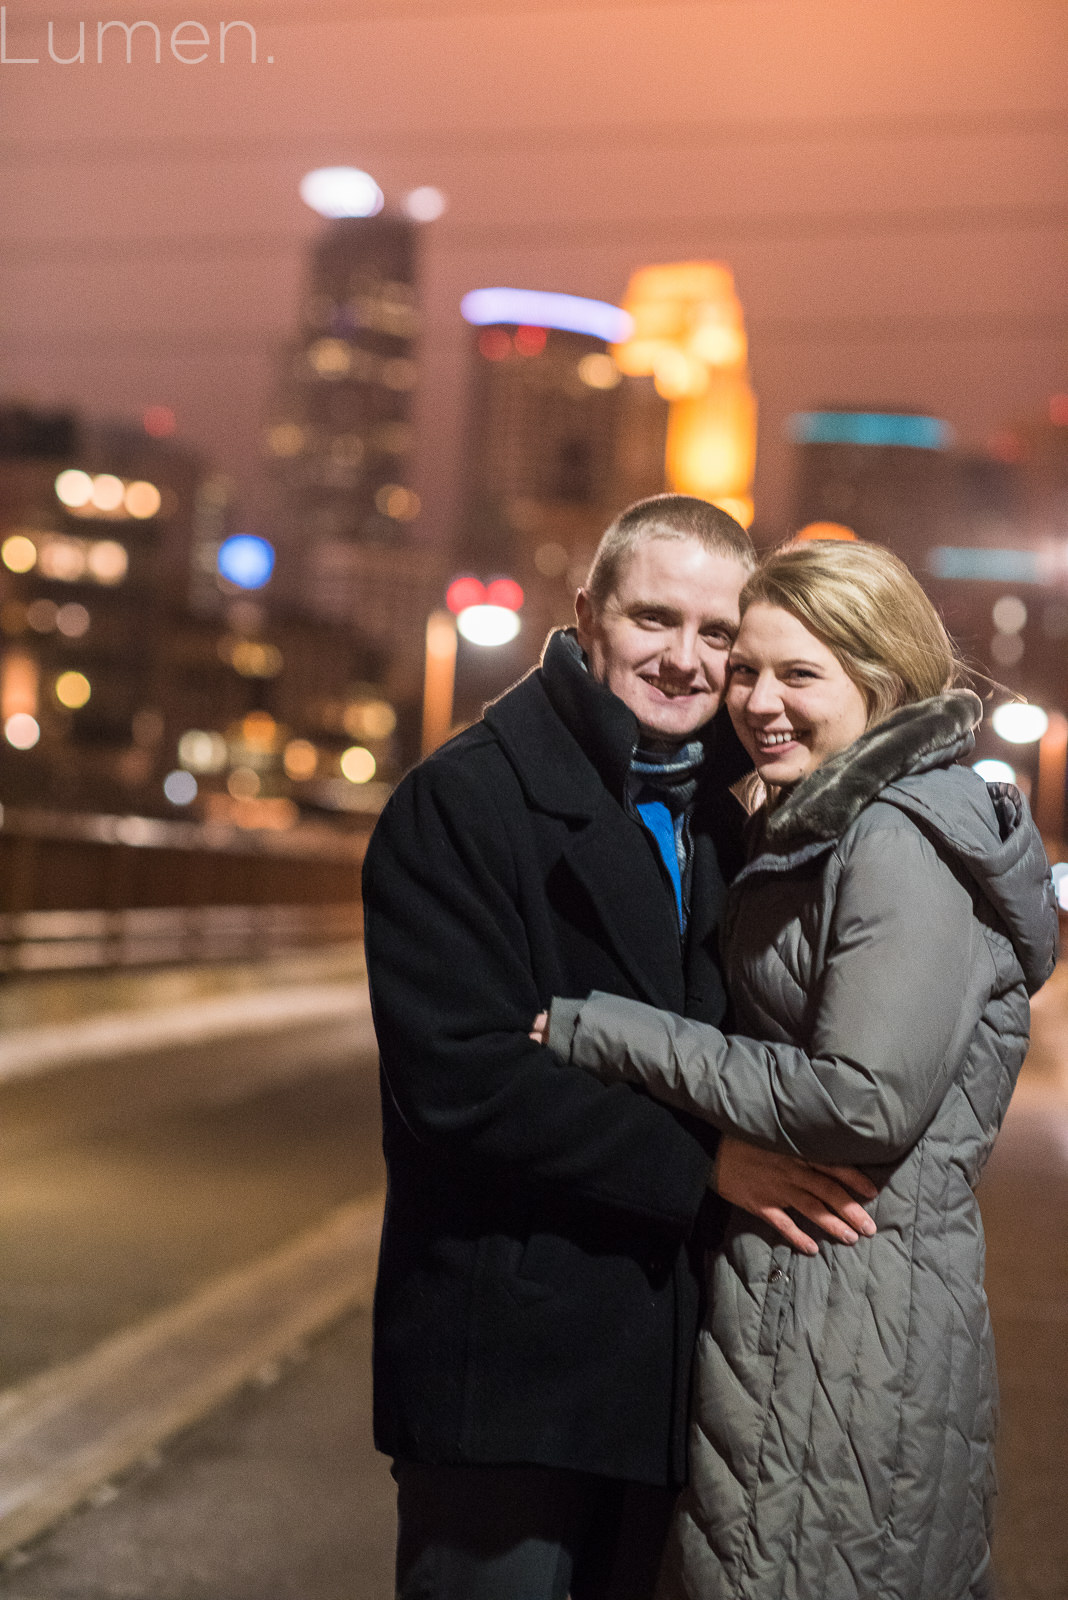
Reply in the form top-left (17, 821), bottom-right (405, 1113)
top-left (530, 1011), bottom-right (549, 1044)
top-left (713, 1136), bottom-right (878, 1255)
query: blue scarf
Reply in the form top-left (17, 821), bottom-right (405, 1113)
top-left (628, 740), bottom-right (705, 932)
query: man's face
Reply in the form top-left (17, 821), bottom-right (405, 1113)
top-left (575, 537), bottom-right (750, 741)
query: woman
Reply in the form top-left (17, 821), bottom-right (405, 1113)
top-left (543, 541), bottom-right (1058, 1600)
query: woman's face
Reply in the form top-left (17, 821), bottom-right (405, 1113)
top-left (727, 603), bottom-right (870, 787)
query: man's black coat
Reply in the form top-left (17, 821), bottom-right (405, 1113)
top-left (362, 630), bottom-right (747, 1487)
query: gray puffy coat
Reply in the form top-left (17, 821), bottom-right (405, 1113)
top-left (549, 693), bottom-right (1058, 1600)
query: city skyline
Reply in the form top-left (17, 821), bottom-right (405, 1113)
top-left (0, 0), bottom-right (1064, 551)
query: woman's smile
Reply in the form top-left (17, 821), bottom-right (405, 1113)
top-left (727, 602), bottom-right (870, 787)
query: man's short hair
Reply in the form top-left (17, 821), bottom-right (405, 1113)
top-left (584, 494), bottom-right (756, 611)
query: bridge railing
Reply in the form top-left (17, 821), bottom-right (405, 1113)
top-left (0, 807), bottom-right (374, 973)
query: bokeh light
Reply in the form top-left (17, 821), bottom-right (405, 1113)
top-left (54, 470), bottom-right (94, 508)
top-left (340, 745), bottom-right (377, 784)
top-left (4, 713), bottom-right (40, 750)
top-left (54, 670), bottom-right (91, 709)
top-left (217, 535), bottom-right (275, 590)
top-left (973, 759), bottom-right (1016, 784)
top-left (283, 739), bottom-right (318, 780)
top-left (299, 167), bottom-right (384, 219)
top-left (56, 603), bottom-right (90, 638)
top-left (485, 578), bottom-right (524, 611)
top-left (992, 596), bottom-right (1027, 634)
top-left (86, 541), bottom-right (128, 584)
top-left (446, 576), bottom-right (486, 614)
top-left (124, 480), bottom-right (162, 519)
top-left (404, 186), bottom-right (447, 222)
top-left (90, 474), bottom-right (125, 513)
top-left (991, 702), bottom-right (1049, 744)
top-left (577, 353), bottom-right (621, 390)
top-left (164, 769), bottom-right (198, 805)
top-left (457, 605), bottom-right (521, 647)
top-left (178, 729), bottom-right (228, 773)
top-left (143, 406), bottom-right (177, 438)
top-left (2, 534), bottom-right (37, 573)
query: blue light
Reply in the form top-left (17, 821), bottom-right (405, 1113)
top-left (928, 547), bottom-right (1042, 583)
top-left (460, 288), bottom-right (633, 344)
top-left (217, 534), bottom-right (275, 590)
top-left (788, 412), bottom-right (954, 450)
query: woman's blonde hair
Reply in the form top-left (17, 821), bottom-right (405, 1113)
top-left (740, 539), bottom-right (962, 724)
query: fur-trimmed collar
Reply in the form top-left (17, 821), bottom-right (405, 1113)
top-left (762, 690), bottom-right (983, 850)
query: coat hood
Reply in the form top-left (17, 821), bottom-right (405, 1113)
top-left (756, 691), bottom-right (1058, 995)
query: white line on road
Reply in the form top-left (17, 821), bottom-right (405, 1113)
top-left (0, 1193), bottom-right (385, 1557)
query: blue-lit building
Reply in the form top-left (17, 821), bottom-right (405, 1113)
top-left (787, 408), bottom-right (962, 572)
top-left (453, 288), bottom-right (669, 666)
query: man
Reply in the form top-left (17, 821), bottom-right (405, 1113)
top-left (363, 495), bottom-right (875, 1599)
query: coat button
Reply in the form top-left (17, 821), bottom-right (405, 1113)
top-left (768, 1267), bottom-right (788, 1284)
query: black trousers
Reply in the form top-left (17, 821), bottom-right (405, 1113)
top-left (393, 1460), bottom-right (677, 1600)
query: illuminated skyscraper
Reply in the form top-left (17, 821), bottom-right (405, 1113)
top-left (259, 215), bottom-right (436, 659)
top-left (453, 288), bottom-right (669, 650)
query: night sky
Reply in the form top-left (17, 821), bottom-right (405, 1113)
top-left (2, 0), bottom-right (1065, 545)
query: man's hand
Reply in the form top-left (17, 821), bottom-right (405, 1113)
top-left (713, 1136), bottom-right (878, 1255)
top-left (530, 1011), bottom-right (549, 1044)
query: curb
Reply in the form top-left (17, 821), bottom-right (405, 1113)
top-left (0, 1193), bottom-right (384, 1558)
top-left (0, 983), bottom-right (375, 1086)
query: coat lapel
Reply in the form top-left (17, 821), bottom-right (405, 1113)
top-left (562, 800), bottom-right (686, 1010)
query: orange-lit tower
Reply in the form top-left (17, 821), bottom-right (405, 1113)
top-left (611, 262), bottom-right (757, 528)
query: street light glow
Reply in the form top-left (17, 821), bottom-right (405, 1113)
top-left (973, 759), bottom-right (1016, 784)
top-left (991, 702), bottom-right (1049, 744)
top-left (299, 167), bottom-right (384, 219)
top-left (457, 604), bottom-right (521, 647)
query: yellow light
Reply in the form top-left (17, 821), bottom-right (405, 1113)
top-left (55, 469), bottom-right (94, 508)
top-left (90, 474), bottom-right (125, 513)
top-left (665, 378), bottom-right (758, 502)
top-left (177, 729), bottom-right (228, 773)
top-left (577, 353), bottom-right (621, 390)
top-left (342, 699), bottom-right (397, 740)
top-left (240, 711), bottom-right (279, 751)
top-left (340, 745), bottom-right (376, 783)
top-left (266, 422), bottom-right (305, 457)
top-left (614, 260), bottom-right (757, 513)
top-left (1, 535), bottom-right (37, 574)
top-left (55, 670), bottom-right (91, 709)
top-left (713, 497), bottom-right (755, 529)
top-left (652, 348), bottom-right (709, 401)
top-left (283, 738), bottom-right (318, 780)
top-left (124, 480), bottom-right (161, 519)
top-left (229, 639), bottom-right (283, 678)
top-left (87, 541), bottom-right (128, 584)
top-left (375, 485), bottom-right (421, 521)
top-left (308, 338), bottom-right (352, 377)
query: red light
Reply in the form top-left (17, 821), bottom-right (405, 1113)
top-left (485, 578), bottom-right (524, 611)
top-left (515, 326), bottom-right (547, 357)
top-left (1050, 394), bottom-right (1068, 427)
top-left (478, 329), bottom-right (511, 361)
top-left (987, 430), bottom-right (1026, 464)
top-left (446, 576), bottom-right (486, 614)
top-left (143, 405), bottom-right (177, 438)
